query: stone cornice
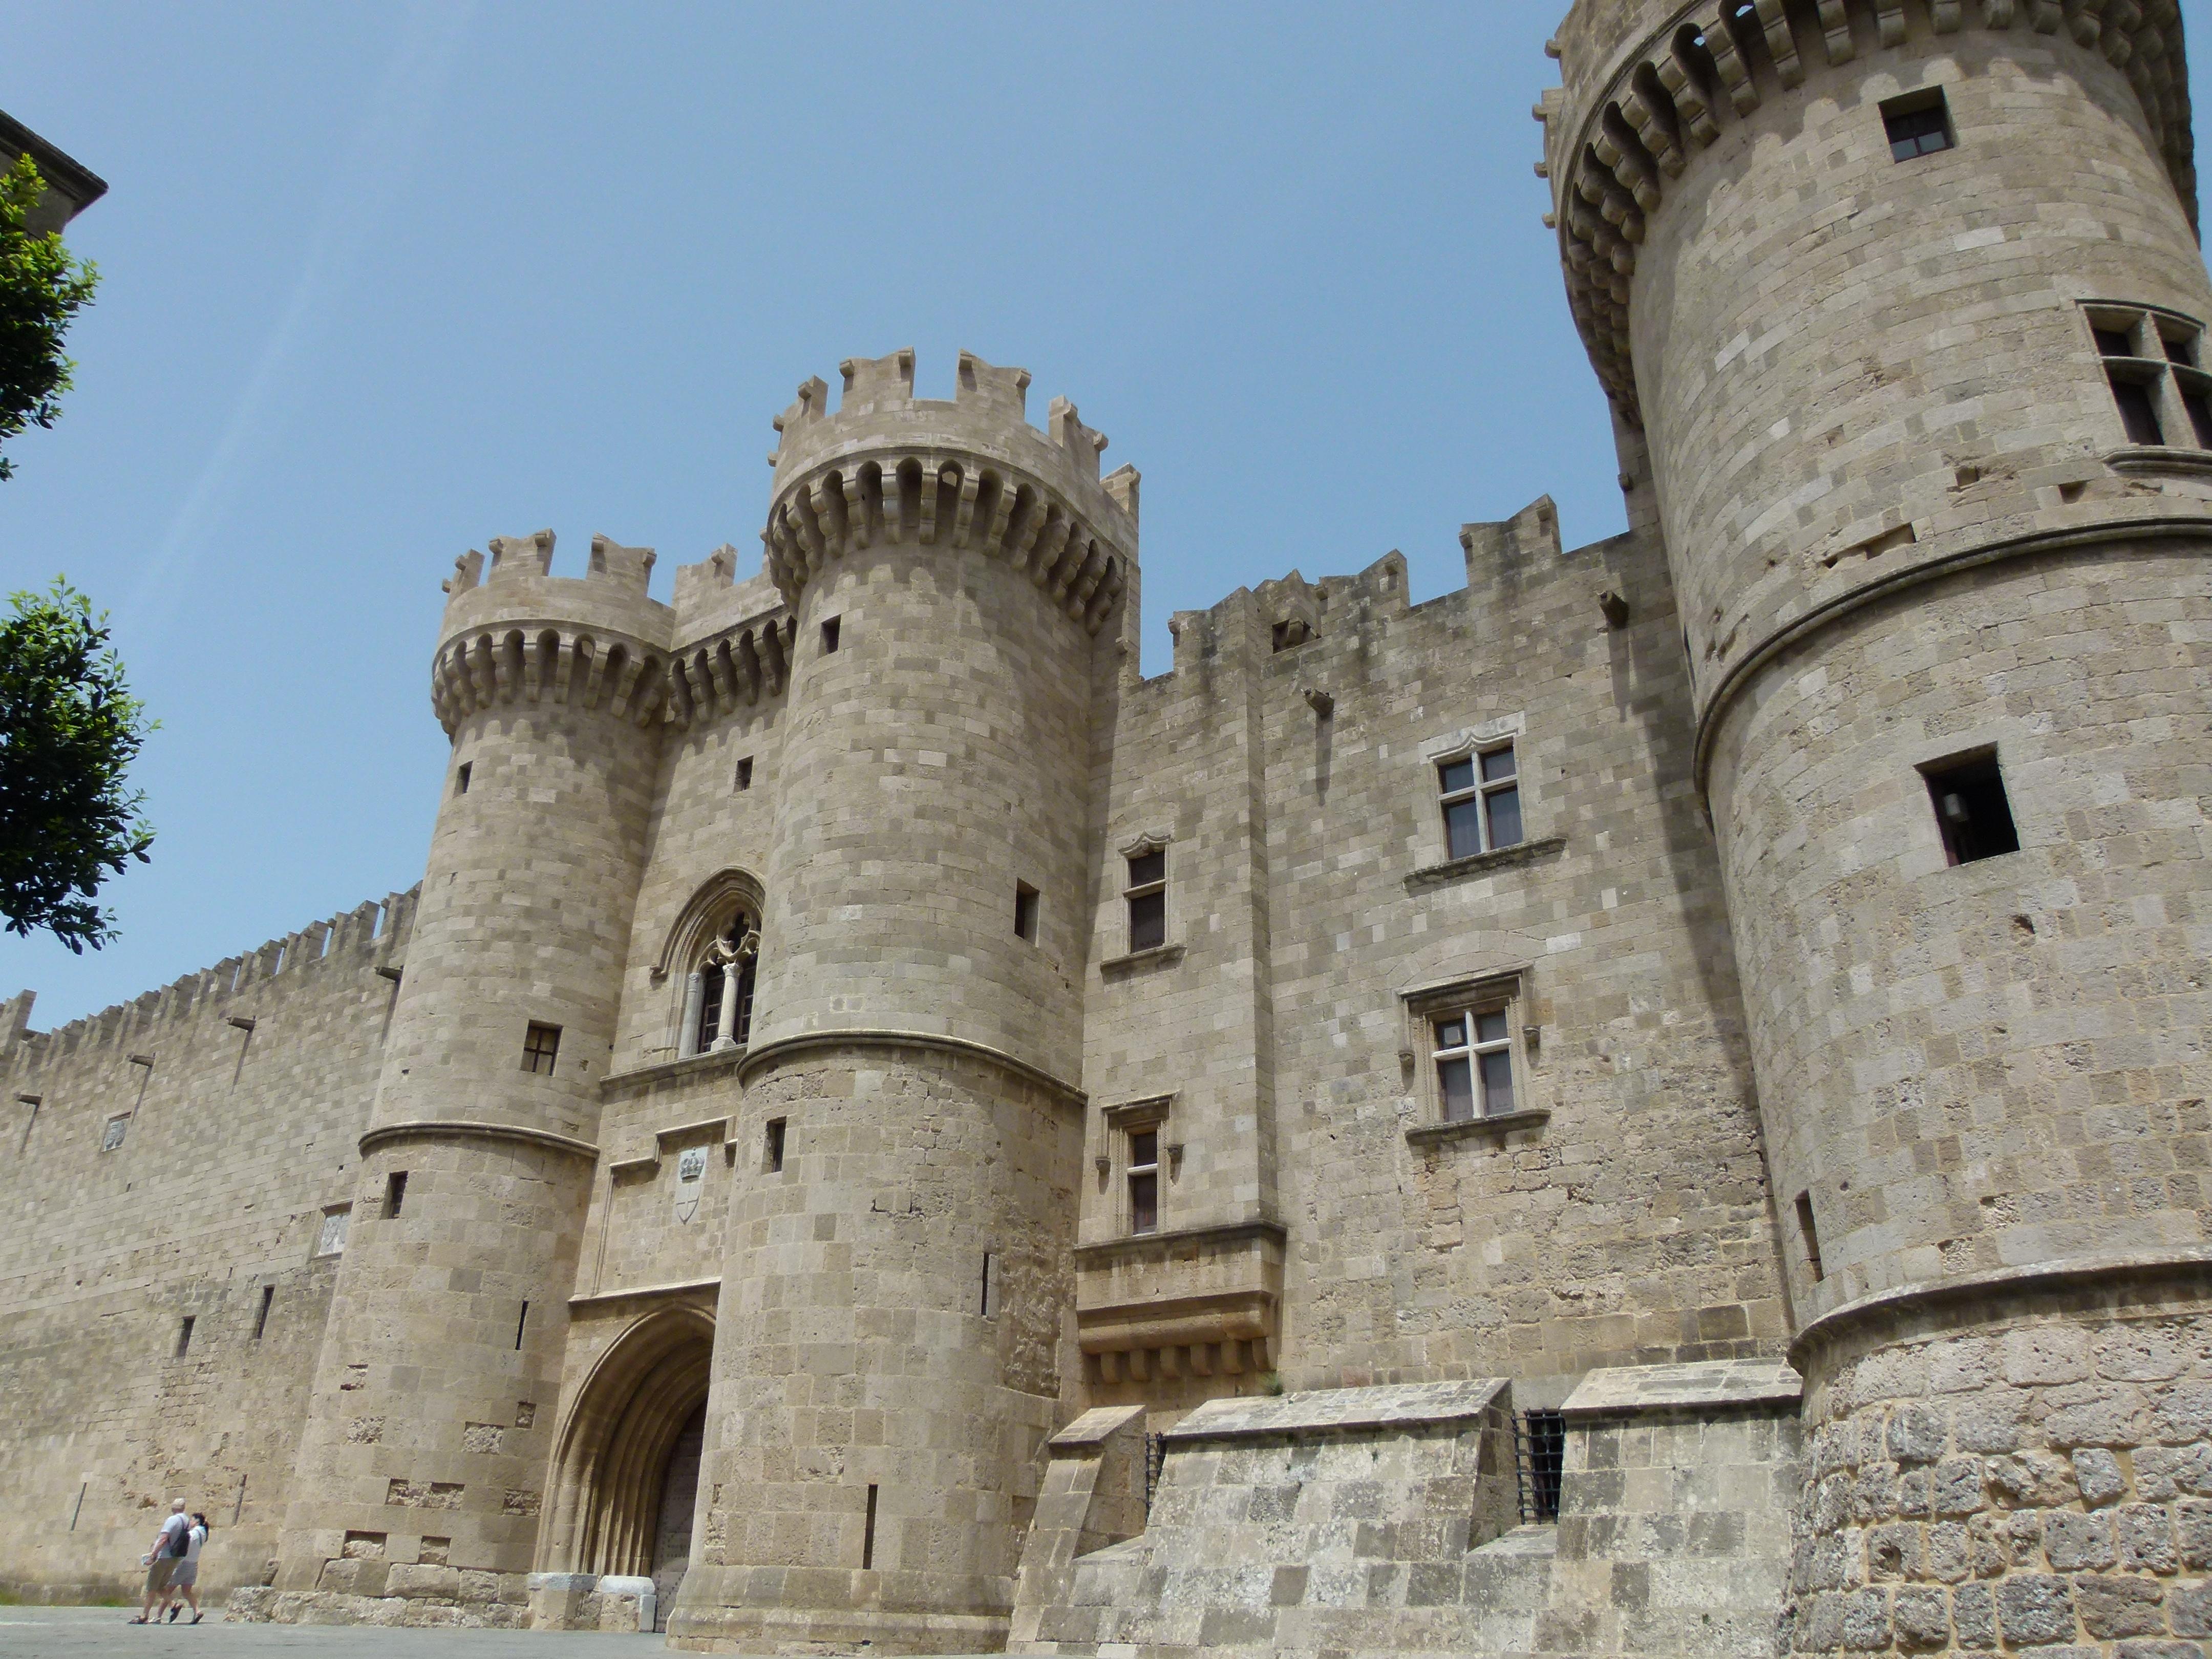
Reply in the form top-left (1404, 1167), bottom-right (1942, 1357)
top-left (1071, 1218), bottom-right (1287, 1269)
top-left (600, 1046), bottom-right (747, 1101)
top-left (358, 1119), bottom-right (600, 1162)
top-left (737, 1027), bottom-right (1087, 1109)
top-left (1691, 513), bottom-right (2212, 791)
top-left (1786, 1246), bottom-right (2212, 1369)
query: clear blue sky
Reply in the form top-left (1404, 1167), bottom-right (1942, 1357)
top-left (6, 5), bottom-right (2208, 1029)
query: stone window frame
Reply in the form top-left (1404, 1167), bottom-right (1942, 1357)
top-left (1101, 830), bottom-right (1183, 971)
top-left (1399, 968), bottom-right (1549, 1144)
top-left (100, 1113), bottom-right (129, 1153)
top-left (1100, 1094), bottom-right (1177, 1237)
top-left (1417, 716), bottom-right (1537, 862)
top-left (1435, 739), bottom-right (1525, 863)
top-left (651, 868), bottom-right (768, 1061)
top-left (1898, 723), bottom-right (2032, 879)
top-left (2083, 300), bottom-right (2212, 455)
top-left (314, 1204), bottom-right (352, 1259)
top-left (521, 1021), bottom-right (563, 1075)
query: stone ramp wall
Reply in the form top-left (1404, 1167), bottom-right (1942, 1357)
top-left (1531, 1359), bottom-right (1803, 1657)
top-left (1009, 1379), bottom-right (1546, 1657)
top-left (1012, 1363), bottom-right (1806, 1659)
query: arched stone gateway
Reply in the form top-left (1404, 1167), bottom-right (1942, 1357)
top-left (536, 1307), bottom-right (713, 1630)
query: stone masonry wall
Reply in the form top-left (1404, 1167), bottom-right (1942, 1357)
top-left (1080, 502), bottom-right (1790, 1412)
top-left (1789, 1275), bottom-right (2212, 1656)
top-left (1706, 545), bottom-right (2212, 1320)
top-left (0, 892), bottom-right (413, 1602)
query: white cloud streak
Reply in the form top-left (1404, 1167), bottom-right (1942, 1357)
top-left (125, 2), bottom-right (475, 627)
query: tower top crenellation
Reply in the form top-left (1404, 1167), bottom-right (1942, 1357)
top-left (759, 349), bottom-right (1135, 632)
top-left (768, 349), bottom-right (1131, 528)
top-left (1544, 0), bottom-right (2197, 418)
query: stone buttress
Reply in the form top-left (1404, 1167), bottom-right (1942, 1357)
top-left (666, 351), bottom-right (1136, 1652)
top-left (271, 532), bottom-right (674, 1618)
top-left (1549, 2), bottom-right (2212, 1654)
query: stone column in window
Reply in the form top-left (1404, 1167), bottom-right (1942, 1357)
top-left (677, 972), bottom-right (706, 1060)
top-left (711, 963), bottom-right (742, 1051)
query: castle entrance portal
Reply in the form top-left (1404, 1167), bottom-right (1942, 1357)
top-left (540, 1305), bottom-right (714, 1623)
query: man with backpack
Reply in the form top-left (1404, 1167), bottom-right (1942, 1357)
top-left (129, 1500), bottom-right (190, 1624)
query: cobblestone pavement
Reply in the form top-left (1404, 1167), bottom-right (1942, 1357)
top-left (0, 1607), bottom-right (665, 1656)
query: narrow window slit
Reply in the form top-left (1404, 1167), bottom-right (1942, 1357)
top-left (861, 1483), bottom-right (879, 1569)
top-left (384, 1172), bottom-right (408, 1219)
top-left (1796, 1192), bottom-right (1825, 1283)
top-left (253, 1285), bottom-right (274, 1339)
top-left (174, 1316), bottom-right (195, 1358)
top-left (515, 1301), bottom-right (529, 1351)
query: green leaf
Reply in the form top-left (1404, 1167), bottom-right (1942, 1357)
top-left (0, 579), bottom-right (156, 950)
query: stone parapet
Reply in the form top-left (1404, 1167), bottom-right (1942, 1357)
top-left (760, 349), bottom-right (1133, 635)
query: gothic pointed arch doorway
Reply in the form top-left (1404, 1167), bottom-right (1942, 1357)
top-left (540, 1305), bottom-right (714, 1629)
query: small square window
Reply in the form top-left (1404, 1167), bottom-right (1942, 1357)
top-left (820, 616), bottom-right (841, 654)
top-left (2094, 326), bottom-right (2139, 359)
top-left (1881, 90), bottom-right (1953, 162)
top-left (454, 761), bottom-right (472, 796)
top-left (1014, 882), bottom-right (1039, 943)
top-left (2163, 330), bottom-right (2200, 367)
top-left (735, 756), bottom-right (753, 792)
top-left (1124, 849), bottom-right (1167, 953)
top-left (1922, 751), bottom-right (2020, 866)
top-left (521, 1022), bottom-right (562, 1075)
top-left (763, 1117), bottom-right (786, 1174)
top-left (1438, 743), bottom-right (1523, 860)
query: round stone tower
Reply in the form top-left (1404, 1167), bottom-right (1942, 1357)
top-left (276, 533), bottom-right (670, 1607)
top-left (666, 351), bottom-right (1132, 1653)
top-left (1549, 3), bottom-right (2212, 1652)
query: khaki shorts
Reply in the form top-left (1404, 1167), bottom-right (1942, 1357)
top-left (143, 1558), bottom-right (176, 1597)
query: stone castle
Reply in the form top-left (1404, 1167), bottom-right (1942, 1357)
top-left (4, 1), bottom-right (2210, 1652)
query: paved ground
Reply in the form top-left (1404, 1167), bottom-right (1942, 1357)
top-left (0, 1607), bottom-right (666, 1656)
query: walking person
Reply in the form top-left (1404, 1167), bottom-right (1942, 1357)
top-left (161, 1513), bottom-right (209, 1623)
top-left (130, 1500), bottom-right (190, 1623)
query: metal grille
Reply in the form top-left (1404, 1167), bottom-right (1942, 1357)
top-left (1144, 1432), bottom-right (1167, 1514)
top-left (1513, 1410), bottom-right (1565, 1523)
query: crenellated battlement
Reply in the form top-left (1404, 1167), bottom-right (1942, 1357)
top-left (1544, 0), bottom-right (2197, 417)
top-left (760, 349), bottom-right (1136, 634)
top-left (1, 887), bottom-right (417, 1075)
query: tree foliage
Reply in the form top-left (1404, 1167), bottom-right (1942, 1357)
top-left (0, 153), bottom-right (98, 481)
top-left (0, 581), bottom-right (154, 951)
